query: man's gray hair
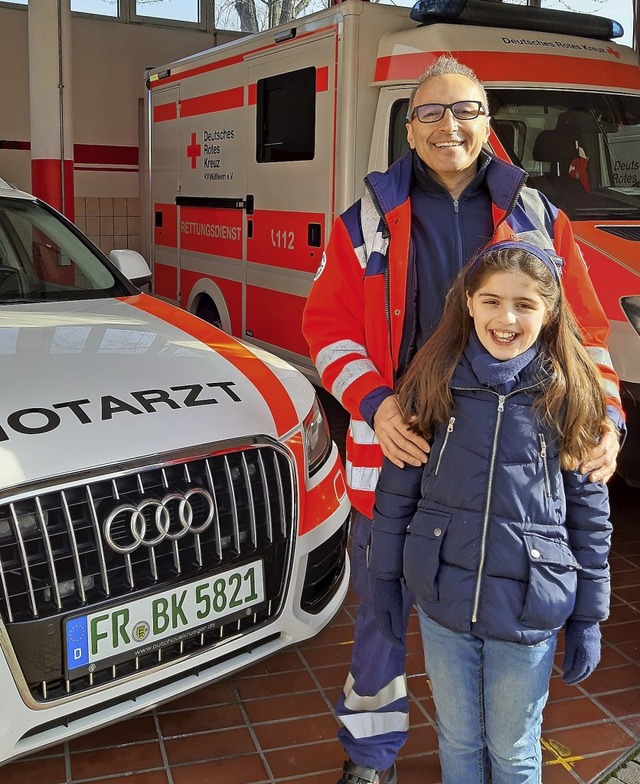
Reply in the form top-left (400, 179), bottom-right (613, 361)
top-left (407, 55), bottom-right (489, 119)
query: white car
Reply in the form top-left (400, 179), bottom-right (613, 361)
top-left (0, 178), bottom-right (350, 765)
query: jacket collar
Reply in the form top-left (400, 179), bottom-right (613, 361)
top-left (453, 345), bottom-right (550, 393)
top-left (364, 149), bottom-right (528, 219)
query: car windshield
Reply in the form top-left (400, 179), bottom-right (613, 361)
top-left (0, 197), bottom-right (135, 303)
top-left (489, 89), bottom-right (640, 221)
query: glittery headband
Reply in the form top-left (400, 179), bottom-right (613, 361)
top-left (468, 240), bottom-right (564, 281)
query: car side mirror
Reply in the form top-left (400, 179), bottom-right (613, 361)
top-left (109, 248), bottom-right (152, 287)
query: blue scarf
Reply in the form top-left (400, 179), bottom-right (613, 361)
top-left (464, 330), bottom-right (539, 394)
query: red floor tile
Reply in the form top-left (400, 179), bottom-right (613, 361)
top-left (252, 714), bottom-right (338, 751)
top-left (263, 739), bottom-right (344, 779)
top-left (91, 774), bottom-right (170, 784)
top-left (234, 668), bottom-right (317, 700)
top-left (68, 715), bottom-right (158, 751)
top-left (400, 722), bottom-right (440, 756)
top-left (164, 726), bottom-right (256, 764)
top-left (243, 690), bottom-right (331, 724)
top-left (396, 753), bottom-right (442, 784)
top-left (300, 640), bottom-right (354, 668)
top-left (543, 696), bottom-right (610, 730)
top-left (70, 741), bottom-right (164, 779)
top-left (1, 755), bottom-right (66, 784)
top-left (596, 687), bottom-right (640, 718)
top-left (165, 679), bottom-right (237, 710)
top-left (581, 664), bottom-right (640, 694)
top-left (542, 720), bottom-right (635, 758)
top-left (158, 702), bottom-right (246, 736)
top-left (570, 750), bottom-right (629, 782)
top-left (171, 755), bottom-right (270, 784)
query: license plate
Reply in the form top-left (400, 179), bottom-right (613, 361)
top-left (64, 560), bottom-right (265, 676)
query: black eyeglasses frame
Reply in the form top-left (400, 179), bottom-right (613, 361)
top-left (408, 100), bottom-right (488, 124)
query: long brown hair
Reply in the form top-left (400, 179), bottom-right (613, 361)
top-left (397, 245), bottom-right (607, 469)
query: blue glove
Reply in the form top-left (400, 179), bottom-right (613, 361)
top-left (370, 575), bottom-right (405, 647)
top-left (562, 620), bottom-right (601, 685)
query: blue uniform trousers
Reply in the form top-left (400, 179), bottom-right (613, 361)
top-left (335, 511), bottom-right (414, 771)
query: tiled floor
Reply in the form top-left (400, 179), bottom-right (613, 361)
top-left (3, 477), bottom-right (639, 783)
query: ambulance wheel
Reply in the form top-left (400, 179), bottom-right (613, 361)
top-left (195, 297), bottom-right (223, 331)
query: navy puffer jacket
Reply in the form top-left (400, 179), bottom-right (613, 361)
top-left (368, 353), bottom-right (611, 645)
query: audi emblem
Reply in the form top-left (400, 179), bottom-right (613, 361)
top-left (103, 488), bottom-right (215, 554)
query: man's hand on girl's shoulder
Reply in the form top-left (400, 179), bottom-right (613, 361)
top-left (579, 419), bottom-right (620, 484)
top-left (374, 394), bottom-right (430, 468)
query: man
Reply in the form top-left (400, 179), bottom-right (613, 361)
top-left (302, 56), bottom-right (622, 784)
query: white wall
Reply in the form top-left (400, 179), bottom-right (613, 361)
top-left (0, 4), bottom-right (243, 256)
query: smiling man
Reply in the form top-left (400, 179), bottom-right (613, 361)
top-left (302, 55), bottom-right (623, 784)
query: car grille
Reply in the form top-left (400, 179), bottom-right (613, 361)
top-left (0, 440), bottom-right (295, 702)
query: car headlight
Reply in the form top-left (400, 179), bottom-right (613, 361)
top-left (303, 396), bottom-right (332, 476)
top-left (621, 296), bottom-right (640, 336)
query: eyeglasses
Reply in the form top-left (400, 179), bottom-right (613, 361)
top-left (409, 101), bottom-right (487, 124)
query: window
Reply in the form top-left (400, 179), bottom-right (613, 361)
top-left (71, 0), bottom-right (118, 17)
top-left (68, 0), bottom-right (201, 26)
top-left (133, 0), bottom-right (199, 23)
top-left (256, 67), bottom-right (316, 163)
top-left (489, 89), bottom-right (640, 220)
top-left (389, 99), bottom-right (410, 167)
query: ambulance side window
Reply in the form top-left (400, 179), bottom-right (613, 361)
top-left (256, 67), bottom-right (316, 162)
top-left (389, 99), bottom-right (410, 166)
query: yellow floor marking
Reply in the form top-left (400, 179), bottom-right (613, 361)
top-left (542, 737), bottom-right (585, 770)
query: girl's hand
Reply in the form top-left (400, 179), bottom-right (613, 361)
top-left (373, 395), bottom-right (430, 468)
top-left (579, 419), bottom-right (620, 483)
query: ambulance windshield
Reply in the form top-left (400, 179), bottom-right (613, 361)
top-left (0, 197), bottom-right (135, 303)
top-left (489, 89), bottom-right (640, 220)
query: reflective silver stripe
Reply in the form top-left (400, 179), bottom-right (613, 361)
top-left (315, 339), bottom-right (368, 376)
top-left (603, 378), bottom-right (621, 399)
top-left (360, 191), bottom-right (389, 263)
top-left (343, 672), bottom-right (407, 711)
top-left (586, 346), bottom-right (616, 370)
top-left (350, 420), bottom-right (379, 446)
top-left (332, 358), bottom-right (379, 402)
top-left (346, 461), bottom-right (380, 493)
top-left (354, 244), bottom-right (368, 270)
top-left (340, 710), bottom-right (410, 739)
top-left (519, 188), bottom-right (554, 245)
top-left (360, 191), bottom-right (380, 258)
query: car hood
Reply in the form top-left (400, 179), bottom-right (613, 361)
top-left (0, 295), bottom-right (313, 492)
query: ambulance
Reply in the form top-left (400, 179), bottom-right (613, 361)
top-left (147, 0), bottom-right (640, 485)
top-left (0, 178), bottom-right (350, 764)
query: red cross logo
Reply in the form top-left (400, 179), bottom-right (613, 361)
top-left (606, 46), bottom-right (621, 59)
top-left (186, 132), bottom-right (202, 169)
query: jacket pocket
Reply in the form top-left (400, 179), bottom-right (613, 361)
top-left (403, 508), bottom-right (451, 601)
top-left (520, 532), bottom-right (581, 630)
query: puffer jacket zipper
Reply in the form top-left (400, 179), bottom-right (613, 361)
top-left (452, 380), bottom-right (544, 623)
top-left (471, 393), bottom-right (505, 623)
top-left (539, 433), bottom-right (552, 497)
top-left (434, 416), bottom-right (456, 475)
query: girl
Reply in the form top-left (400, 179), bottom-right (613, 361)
top-left (367, 240), bottom-right (612, 784)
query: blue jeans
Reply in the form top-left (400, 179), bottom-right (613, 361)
top-left (418, 609), bottom-right (557, 784)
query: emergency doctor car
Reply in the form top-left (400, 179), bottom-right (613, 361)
top-left (0, 177), bottom-right (350, 765)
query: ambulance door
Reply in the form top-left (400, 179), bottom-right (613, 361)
top-left (245, 32), bottom-right (337, 374)
top-left (149, 86), bottom-right (181, 305)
